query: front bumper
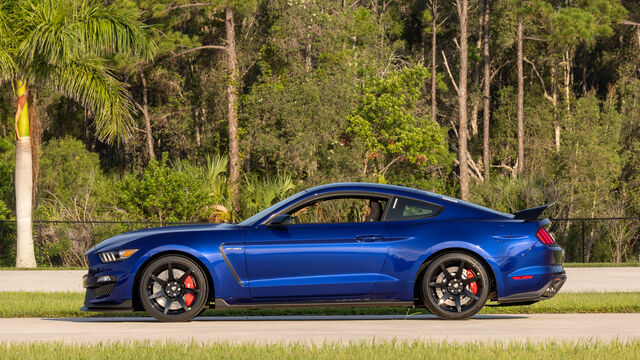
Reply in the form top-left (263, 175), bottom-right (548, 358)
top-left (495, 273), bottom-right (567, 305)
top-left (81, 273), bottom-right (134, 312)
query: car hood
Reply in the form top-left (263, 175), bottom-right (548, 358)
top-left (87, 223), bottom-right (240, 253)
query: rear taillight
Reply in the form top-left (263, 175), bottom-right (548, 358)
top-left (536, 228), bottom-right (556, 245)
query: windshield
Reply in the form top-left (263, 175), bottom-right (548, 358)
top-left (239, 189), bottom-right (309, 226)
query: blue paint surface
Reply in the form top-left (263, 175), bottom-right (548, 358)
top-left (84, 183), bottom-right (564, 308)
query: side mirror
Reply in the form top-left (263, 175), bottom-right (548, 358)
top-left (267, 214), bottom-right (294, 229)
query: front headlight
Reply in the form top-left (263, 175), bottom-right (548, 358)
top-left (98, 249), bottom-right (138, 263)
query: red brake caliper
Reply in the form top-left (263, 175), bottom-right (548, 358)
top-left (466, 269), bottom-right (478, 295)
top-left (184, 275), bottom-right (195, 307)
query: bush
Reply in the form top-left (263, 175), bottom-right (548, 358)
top-left (117, 156), bottom-right (215, 222)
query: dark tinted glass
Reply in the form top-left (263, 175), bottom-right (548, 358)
top-left (385, 197), bottom-right (440, 220)
top-left (289, 197), bottom-right (387, 224)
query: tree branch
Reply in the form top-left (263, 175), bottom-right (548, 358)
top-left (620, 19), bottom-right (640, 26)
top-left (380, 155), bottom-right (404, 176)
top-left (523, 57), bottom-right (554, 103)
top-left (466, 151), bottom-right (484, 182)
top-left (171, 44), bottom-right (226, 58)
top-left (167, 2), bottom-right (211, 11)
top-left (491, 164), bottom-right (517, 178)
top-left (523, 36), bottom-right (547, 42)
top-left (441, 50), bottom-right (459, 95)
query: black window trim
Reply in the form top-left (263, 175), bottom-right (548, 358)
top-left (381, 196), bottom-right (443, 222)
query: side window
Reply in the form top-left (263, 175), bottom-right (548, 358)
top-left (385, 197), bottom-right (441, 221)
top-left (289, 197), bottom-right (387, 224)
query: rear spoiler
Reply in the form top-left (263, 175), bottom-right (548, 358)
top-left (512, 202), bottom-right (555, 221)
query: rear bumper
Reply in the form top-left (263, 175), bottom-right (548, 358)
top-left (496, 273), bottom-right (566, 305)
top-left (81, 273), bottom-right (134, 312)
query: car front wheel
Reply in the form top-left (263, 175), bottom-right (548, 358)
top-left (421, 253), bottom-right (490, 320)
top-left (139, 255), bottom-right (209, 322)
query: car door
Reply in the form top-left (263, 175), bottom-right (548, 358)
top-left (244, 196), bottom-right (391, 299)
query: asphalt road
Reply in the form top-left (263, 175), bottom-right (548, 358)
top-left (1, 267), bottom-right (639, 293)
top-left (0, 313), bottom-right (637, 344)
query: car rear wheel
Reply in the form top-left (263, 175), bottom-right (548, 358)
top-left (139, 255), bottom-right (209, 322)
top-left (421, 253), bottom-right (489, 320)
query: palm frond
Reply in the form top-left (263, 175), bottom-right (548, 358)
top-left (16, 0), bottom-right (155, 69)
top-left (17, 0), bottom-right (81, 67)
top-left (241, 173), bottom-right (295, 218)
top-left (204, 154), bottom-right (228, 202)
top-left (77, 0), bottom-right (156, 61)
top-left (0, 48), bottom-right (15, 83)
top-left (0, 0), bottom-right (16, 82)
top-left (50, 57), bottom-right (135, 144)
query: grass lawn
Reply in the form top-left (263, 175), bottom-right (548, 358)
top-left (563, 262), bottom-right (640, 267)
top-left (1, 291), bottom-right (639, 318)
top-left (0, 340), bottom-right (639, 360)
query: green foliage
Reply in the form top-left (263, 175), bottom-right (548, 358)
top-left (470, 175), bottom-right (548, 214)
top-left (550, 0), bottom-right (628, 48)
top-left (242, 64), bottom-right (363, 182)
top-left (557, 94), bottom-right (622, 218)
top-left (37, 137), bottom-right (102, 216)
top-left (0, 137), bottom-right (14, 266)
top-left (346, 66), bottom-right (452, 178)
top-left (0, 0), bottom-right (155, 143)
top-left (0, 137), bottom-right (14, 213)
top-left (241, 173), bottom-right (295, 219)
top-left (1, 0), bottom-right (640, 265)
top-left (117, 155), bottom-right (214, 222)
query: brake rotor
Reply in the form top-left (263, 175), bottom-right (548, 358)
top-left (152, 269), bottom-right (185, 310)
top-left (434, 266), bottom-right (475, 307)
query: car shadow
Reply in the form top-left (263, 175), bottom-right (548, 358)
top-left (46, 313), bottom-right (527, 323)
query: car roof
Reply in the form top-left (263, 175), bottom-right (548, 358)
top-left (305, 182), bottom-right (511, 219)
top-left (240, 182), bottom-right (512, 226)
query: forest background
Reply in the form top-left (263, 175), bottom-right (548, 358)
top-left (1, 0), bottom-right (639, 266)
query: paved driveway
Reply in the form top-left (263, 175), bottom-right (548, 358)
top-left (0, 313), bottom-right (636, 344)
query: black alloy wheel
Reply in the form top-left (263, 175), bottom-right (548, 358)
top-left (421, 253), bottom-right (490, 320)
top-left (139, 255), bottom-right (209, 322)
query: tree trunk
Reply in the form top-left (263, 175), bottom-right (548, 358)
top-left (139, 68), bottom-right (155, 161)
top-left (551, 66), bottom-right (560, 152)
top-left (430, 0), bottom-right (438, 123)
top-left (482, 0), bottom-right (490, 180)
top-left (563, 49), bottom-right (571, 113)
top-left (14, 81), bottom-right (36, 268)
top-left (470, 19), bottom-right (482, 138)
top-left (226, 7), bottom-right (240, 203)
top-left (456, 0), bottom-right (469, 200)
top-left (516, 14), bottom-right (524, 175)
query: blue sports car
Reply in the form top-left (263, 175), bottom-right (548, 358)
top-left (82, 182), bottom-right (566, 321)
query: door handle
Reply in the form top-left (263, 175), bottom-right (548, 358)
top-left (355, 234), bottom-right (384, 242)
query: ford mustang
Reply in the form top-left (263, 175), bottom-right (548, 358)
top-left (82, 182), bottom-right (566, 321)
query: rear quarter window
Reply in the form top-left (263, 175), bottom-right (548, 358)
top-left (385, 197), bottom-right (441, 221)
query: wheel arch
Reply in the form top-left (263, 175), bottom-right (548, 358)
top-left (131, 250), bottom-right (215, 311)
top-left (412, 247), bottom-right (498, 304)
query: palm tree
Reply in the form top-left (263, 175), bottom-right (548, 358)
top-left (0, 0), bottom-right (154, 267)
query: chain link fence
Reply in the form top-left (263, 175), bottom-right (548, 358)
top-left (0, 220), bottom-right (199, 267)
top-left (549, 218), bottom-right (640, 263)
top-left (0, 218), bottom-right (639, 266)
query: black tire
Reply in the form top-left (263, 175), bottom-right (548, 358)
top-left (139, 255), bottom-right (209, 322)
top-left (421, 253), bottom-right (490, 320)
